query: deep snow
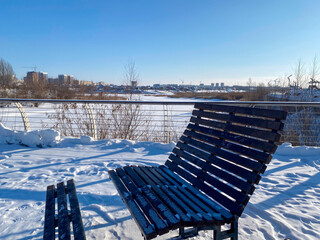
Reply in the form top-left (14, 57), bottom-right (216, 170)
top-left (0, 125), bottom-right (319, 240)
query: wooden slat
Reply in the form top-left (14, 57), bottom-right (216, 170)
top-left (189, 116), bottom-right (280, 142)
top-left (157, 166), bottom-right (234, 221)
top-left (165, 160), bottom-right (242, 216)
top-left (43, 185), bottom-right (56, 240)
top-left (167, 185), bottom-right (214, 222)
top-left (108, 170), bottom-right (157, 239)
top-left (67, 180), bottom-right (86, 240)
top-left (179, 136), bottom-right (266, 173)
top-left (175, 142), bottom-right (260, 184)
top-left (135, 167), bottom-right (192, 225)
top-left (123, 166), bottom-right (180, 228)
top-left (194, 103), bottom-right (287, 120)
top-left (131, 167), bottom-right (204, 225)
top-left (172, 148), bottom-right (254, 194)
top-left (192, 109), bottom-right (284, 131)
top-left (152, 166), bottom-right (225, 221)
top-left (116, 168), bottom-right (169, 235)
top-left (185, 127), bottom-right (271, 162)
top-left (57, 182), bottom-right (71, 240)
top-left (160, 185), bottom-right (204, 224)
top-left (189, 118), bottom-right (277, 153)
top-left (168, 154), bottom-right (248, 203)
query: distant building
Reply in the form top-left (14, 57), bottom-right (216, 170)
top-left (80, 80), bottom-right (94, 86)
top-left (48, 78), bottom-right (59, 84)
top-left (216, 83), bottom-right (219, 88)
top-left (67, 75), bottom-right (74, 85)
top-left (58, 74), bottom-right (68, 84)
top-left (73, 79), bottom-right (80, 85)
top-left (58, 74), bottom-right (74, 85)
top-left (131, 80), bottom-right (138, 88)
top-left (24, 71), bottom-right (39, 84)
top-left (39, 72), bottom-right (48, 83)
top-left (221, 82), bottom-right (224, 88)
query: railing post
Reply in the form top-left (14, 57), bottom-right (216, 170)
top-left (84, 103), bottom-right (97, 140)
top-left (163, 104), bottom-right (170, 143)
top-left (15, 102), bottom-right (31, 131)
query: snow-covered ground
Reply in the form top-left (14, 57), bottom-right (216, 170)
top-left (0, 125), bottom-right (319, 240)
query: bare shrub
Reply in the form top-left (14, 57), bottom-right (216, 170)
top-left (43, 103), bottom-right (92, 137)
top-left (281, 107), bottom-right (320, 146)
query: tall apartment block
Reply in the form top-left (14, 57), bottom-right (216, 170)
top-left (24, 71), bottom-right (48, 84)
top-left (58, 74), bottom-right (74, 85)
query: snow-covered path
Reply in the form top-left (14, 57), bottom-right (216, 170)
top-left (0, 137), bottom-right (319, 240)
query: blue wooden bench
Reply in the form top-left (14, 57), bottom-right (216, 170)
top-left (108, 103), bottom-right (287, 239)
top-left (43, 179), bottom-right (86, 240)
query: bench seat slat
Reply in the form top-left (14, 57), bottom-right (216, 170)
top-left (167, 185), bottom-right (214, 222)
top-left (140, 167), bottom-right (225, 222)
top-left (194, 103), bottom-right (287, 120)
top-left (57, 182), bottom-right (71, 240)
top-left (159, 185), bottom-right (204, 224)
top-left (172, 147), bottom-right (254, 194)
top-left (157, 166), bottom-right (234, 220)
top-left (179, 136), bottom-right (266, 173)
top-left (190, 116), bottom-right (281, 142)
top-left (123, 166), bottom-right (181, 228)
top-left (67, 180), bottom-right (86, 240)
top-left (128, 167), bottom-right (205, 225)
top-left (176, 142), bottom-right (260, 184)
top-left (116, 168), bottom-right (169, 235)
top-left (134, 167), bottom-right (193, 225)
top-left (44, 185), bottom-right (56, 240)
top-left (168, 154), bottom-right (248, 203)
top-left (165, 160), bottom-right (242, 216)
top-left (192, 109), bottom-right (284, 131)
top-left (108, 170), bottom-right (157, 239)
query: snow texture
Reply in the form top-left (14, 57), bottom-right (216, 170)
top-left (0, 126), bottom-right (319, 240)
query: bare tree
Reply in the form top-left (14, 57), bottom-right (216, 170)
top-left (124, 60), bottom-right (139, 95)
top-left (293, 58), bottom-right (307, 90)
top-left (0, 58), bottom-right (15, 87)
top-left (309, 55), bottom-right (320, 84)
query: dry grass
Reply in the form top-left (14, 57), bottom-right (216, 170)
top-left (168, 87), bottom-right (270, 101)
top-left (168, 91), bottom-right (249, 100)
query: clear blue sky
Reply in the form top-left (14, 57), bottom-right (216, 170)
top-left (1, 0), bottom-right (320, 85)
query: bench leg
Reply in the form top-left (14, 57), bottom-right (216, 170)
top-left (214, 219), bottom-right (238, 240)
top-left (230, 220), bottom-right (238, 240)
top-left (178, 227), bottom-right (199, 239)
top-left (214, 226), bottom-right (222, 240)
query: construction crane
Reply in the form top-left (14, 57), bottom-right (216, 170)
top-left (23, 65), bottom-right (37, 72)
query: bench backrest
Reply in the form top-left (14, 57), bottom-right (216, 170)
top-left (165, 103), bottom-right (287, 217)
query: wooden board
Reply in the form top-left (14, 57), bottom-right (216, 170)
top-left (192, 109), bottom-right (284, 131)
top-left (57, 182), bottom-right (71, 240)
top-left (189, 116), bottom-right (281, 142)
top-left (108, 170), bottom-right (157, 239)
top-left (67, 179), bottom-right (86, 240)
top-left (43, 185), bottom-right (56, 240)
top-left (194, 103), bottom-right (287, 120)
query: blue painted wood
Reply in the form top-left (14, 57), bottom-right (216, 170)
top-left (116, 168), bottom-right (169, 235)
top-left (43, 185), bottom-right (56, 240)
top-left (43, 180), bottom-right (86, 240)
top-left (109, 170), bottom-right (157, 239)
top-left (57, 182), bottom-right (71, 240)
top-left (67, 180), bottom-right (86, 240)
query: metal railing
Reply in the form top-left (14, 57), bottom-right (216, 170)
top-left (1, 98), bottom-right (320, 146)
